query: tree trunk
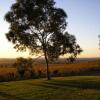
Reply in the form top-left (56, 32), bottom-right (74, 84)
top-left (44, 50), bottom-right (51, 80)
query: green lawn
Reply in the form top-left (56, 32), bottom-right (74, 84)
top-left (0, 76), bottom-right (100, 100)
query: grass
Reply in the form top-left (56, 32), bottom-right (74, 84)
top-left (0, 60), bottom-right (100, 76)
top-left (0, 76), bottom-right (100, 100)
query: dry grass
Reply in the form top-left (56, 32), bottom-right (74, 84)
top-left (0, 60), bottom-right (100, 76)
top-left (0, 68), bottom-right (17, 75)
top-left (34, 60), bottom-right (100, 73)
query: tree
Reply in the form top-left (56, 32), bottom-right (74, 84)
top-left (66, 56), bottom-right (76, 64)
top-left (14, 57), bottom-right (33, 79)
top-left (5, 0), bottom-right (82, 80)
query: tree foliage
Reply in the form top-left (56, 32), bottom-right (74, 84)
top-left (5, 0), bottom-right (82, 80)
top-left (14, 57), bottom-right (33, 79)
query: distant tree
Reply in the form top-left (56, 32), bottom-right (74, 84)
top-left (26, 58), bottom-right (35, 78)
top-left (5, 0), bottom-right (82, 80)
top-left (66, 56), bottom-right (76, 64)
top-left (14, 57), bottom-right (33, 79)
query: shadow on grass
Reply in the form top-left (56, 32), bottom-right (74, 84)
top-left (29, 79), bottom-right (100, 90)
top-left (0, 91), bottom-right (25, 100)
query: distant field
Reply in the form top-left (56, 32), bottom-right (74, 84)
top-left (0, 60), bottom-right (100, 76)
top-left (0, 76), bottom-right (100, 100)
top-left (34, 60), bottom-right (100, 74)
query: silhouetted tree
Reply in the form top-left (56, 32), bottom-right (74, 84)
top-left (66, 56), bottom-right (76, 63)
top-left (14, 57), bottom-right (33, 79)
top-left (5, 0), bottom-right (82, 80)
top-left (26, 58), bottom-right (35, 78)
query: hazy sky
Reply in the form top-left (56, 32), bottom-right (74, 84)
top-left (0, 0), bottom-right (100, 58)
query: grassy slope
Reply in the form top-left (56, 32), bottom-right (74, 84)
top-left (0, 76), bottom-right (100, 100)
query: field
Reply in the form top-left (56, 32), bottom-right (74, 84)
top-left (0, 60), bottom-right (100, 76)
top-left (0, 76), bottom-right (100, 100)
top-left (34, 60), bottom-right (100, 75)
top-left (0, 60), bottom-right (100, 99)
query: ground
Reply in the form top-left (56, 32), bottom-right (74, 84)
top-left (0, 76), bottom-right (100, 100)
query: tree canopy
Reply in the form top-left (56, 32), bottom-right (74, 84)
top-left (5, 0), bottom-right (82, 80)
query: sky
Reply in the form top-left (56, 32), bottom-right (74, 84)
top-left (0, 0), bottom-right (100, 58)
